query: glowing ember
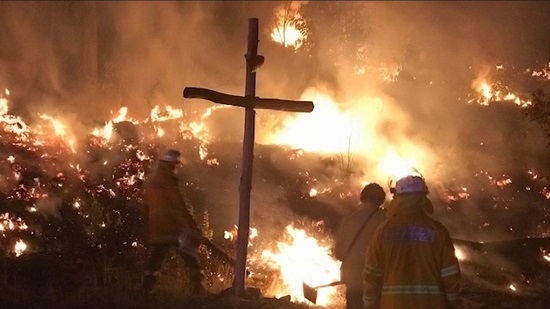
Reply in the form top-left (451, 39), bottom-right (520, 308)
top-left (223, 226), bottom-right (258, 245)
top-left (309, 188), bottom-right (318, 197)
top-left (14, 239), bottom-right (27, 257)
top-left (0, 213), bottom-right (29, 233)
top-left (541, 187), bottom-right (550, 200)
top-left (443, 186), bottom-right (470, 202)
top-left (493, 176), bottom-right (512, 188)
top-left (261, 225), bottom-right (341, 306)
top-left (529, 62), bottom-right (550, 80)
top-left (155, 126), bottom-right (165, 138)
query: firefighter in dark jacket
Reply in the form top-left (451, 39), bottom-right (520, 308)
top-left (334, 183), bottom-right (387, 309)
top-left (142, 149), bottom-right (205, 294)
top-left (363, 175), bottom-right (460, 309)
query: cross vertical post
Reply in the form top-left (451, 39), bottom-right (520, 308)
top-left (182, 17), bottom-right (314, 298)
top-left (233, 17), bottom-right (258, 296)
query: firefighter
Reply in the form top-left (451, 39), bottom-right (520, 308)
top-left (363, 175), bottom-right (460, 309)
top-left (334, 183), bottom-right (387, 309)
top-left (141, 149), bottom-right (205, 295)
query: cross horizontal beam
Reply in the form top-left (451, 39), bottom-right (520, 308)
top-left (183, 87), bottom-right (314, 113)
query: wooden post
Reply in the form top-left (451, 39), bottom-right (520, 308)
top-left (233, 17), bottom-right (258, 296)
top-left (182, 17), bottom-right (314, 298)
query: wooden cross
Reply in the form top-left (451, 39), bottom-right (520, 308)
top-left (183, 18), bottom-right (314, 296)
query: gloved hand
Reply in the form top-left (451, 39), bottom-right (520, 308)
top-left (178, 226), bottom-right (204, 257)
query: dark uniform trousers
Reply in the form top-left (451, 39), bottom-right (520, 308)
top-left (142, 243), bottom-right (204, 294)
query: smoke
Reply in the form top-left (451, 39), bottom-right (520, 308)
top-left (0, 2), bottom-right (549, 241)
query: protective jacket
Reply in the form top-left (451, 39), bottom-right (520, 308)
top-left (363, 194), bottom-right (460, 309)
top-left (334, 204), bottom-right (386, 292)
top-left (143, 164), bottom-right (197, 244)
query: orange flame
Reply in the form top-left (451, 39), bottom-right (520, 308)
top-left (261, 225), bottom-right (341, 306)
top-left (270, 2), bottom-right (307, 50)
top-left (470, 71), bottom-right (531, 107)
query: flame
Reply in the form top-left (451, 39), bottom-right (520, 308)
top-left (150, 105), bottom-right (183, 122)
top-left (261, 225), bottom-right (341, 306)
top-left (0, 95), bottom-right (30, 137)
top-left (264, 88), bottom-right (433, 184)
top-left (470, 72), bottom-right (531, 107)
top-left (91, 120), bottom-right (114, 143)
top-left (39, 114), bottom-right (77, 153)
top-left (454, 245), bottom-right (466, 261)
top-left (14, 239), bottom-right (27, 257)
top-left (378, 148), bottom-right (422, 182)
top-left (265, 89), bottom-right (361, 153)
top-left (90, 107), bottom-right (138, 144)
top-left (529, 62), bottom-right (550, 80)
top-left (155, 126), bottom-right (165, 138)
top-left (270, 2), bottom-right (307, 50)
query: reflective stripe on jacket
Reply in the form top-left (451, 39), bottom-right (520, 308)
top-left (363, 194), bottom-right (460, 309)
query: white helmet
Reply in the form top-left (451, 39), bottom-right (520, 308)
top-left (392, 175), bottom-right (428, 195)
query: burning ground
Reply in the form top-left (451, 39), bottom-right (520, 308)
top-left (0, 1), bottom-right (550, 308)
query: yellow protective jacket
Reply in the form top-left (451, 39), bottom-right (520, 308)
top-left (143, 164), bottom-right (197, 244)
top-left (363, 194), bottom-right (460, 309)
top-left (334, 204), bottom-right (386, 292)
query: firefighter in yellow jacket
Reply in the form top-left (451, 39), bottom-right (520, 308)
top-left (142, 149), bottom-right (205, 294)
top-left (363, 175), bottom-right (460, 309)
top-left (334, 183), bottom-right (386, 309)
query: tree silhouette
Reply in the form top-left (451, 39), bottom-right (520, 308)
top-left (525, 90), bottom-right (550, 144)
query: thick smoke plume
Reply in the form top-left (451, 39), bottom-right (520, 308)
top-left (0, 2), bottom-right (549, 243)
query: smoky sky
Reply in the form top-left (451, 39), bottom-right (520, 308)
top-left (0, 1), bottom-right (549, 241)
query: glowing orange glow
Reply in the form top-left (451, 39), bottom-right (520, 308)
top-left (260, 225), bottom-right (341, 306)
top-left (270, 2), bottom-right (307, 50)
top-left (264, 88), bottom-right (433, 185)
top-left (271, 24), bottom-right (305, 50)
top-left (265, 89), bottom-right (362, 153)
top-left (379, 148), bottom-right (422, 182)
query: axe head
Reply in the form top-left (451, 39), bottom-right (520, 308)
top-left (302, 281), bottom-right (319, 304)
